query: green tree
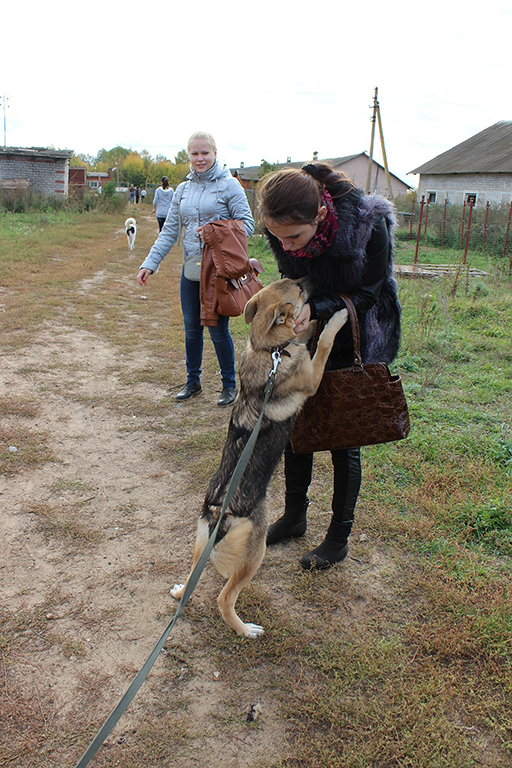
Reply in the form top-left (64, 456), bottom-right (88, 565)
top-left (140, 149), bottom-right (154, 182)
top-left (123, 152), bottom-right (145, 186)
top-left (174, 149), bottom-right (189, 165)
top-left (168, 162), bottom-right (189, 187)
top-left (96, 146), bottom-right (131, 169)
top-left (70, 153), bottom-right (95, 169)
top-left (259, 159), bottom-right (280, 178)
top-left (102, 180), bottom-right (117, 198)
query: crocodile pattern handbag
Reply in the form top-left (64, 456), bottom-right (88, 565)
top-left (290, 295), bottom-right (410, 453)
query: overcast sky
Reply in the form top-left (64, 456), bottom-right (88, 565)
top-left (2, 0), bottom-right (510, 187)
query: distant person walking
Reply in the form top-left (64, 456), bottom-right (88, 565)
top-left (152, 177), bottom-right (174, 232)
top-left (135, 186), bottom-right (140, 204)
top-left (129, 184), bottom-right (135, 204)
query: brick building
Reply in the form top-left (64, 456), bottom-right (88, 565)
top-left (0, 146), bottom-right (73, 197)
top-left (410, 122), bottom-right (512, 208)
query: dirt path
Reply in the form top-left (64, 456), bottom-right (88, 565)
top-left (1, 215), bottom-right (296, 767)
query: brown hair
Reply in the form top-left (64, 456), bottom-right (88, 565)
top-left (161, 176), bottom-right (170, 189)
top-left (257, 162), bottom-right (357, 224)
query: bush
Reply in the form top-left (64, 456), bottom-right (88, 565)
top-left (0, 186), bottom-right (126, 215)
top-left (0, 189), bottom-right (67, 214)
top-left (102, 180), bottom-right (117, 198)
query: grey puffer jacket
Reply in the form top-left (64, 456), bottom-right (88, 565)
top-left (140, 162), bottom-right (255, 281)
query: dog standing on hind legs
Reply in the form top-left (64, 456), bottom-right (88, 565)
top-left (170, 277), bottom-right (348, 638)
top-left (125, 217), bottom-right (137, 250)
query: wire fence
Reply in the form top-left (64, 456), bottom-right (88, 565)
top-left (395, 195), bottom-right (512, 269)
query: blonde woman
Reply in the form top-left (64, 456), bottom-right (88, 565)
top-left (138, 132), bottom-right (254, 406)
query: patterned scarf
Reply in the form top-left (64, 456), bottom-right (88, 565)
top-left (284, 190), bottom-right (338, 258)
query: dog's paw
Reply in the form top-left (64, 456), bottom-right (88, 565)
top-left (170, 583), bottom-right (184, 600)
top-left (243, 623), bottom-right (265, 638)
top-left (329, 308), bottom-right (349, 332)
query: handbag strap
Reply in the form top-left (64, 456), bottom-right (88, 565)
top-left (339, 294), bottom-right (363, 368)
top-left (309, 293), bottom-right (363, 368)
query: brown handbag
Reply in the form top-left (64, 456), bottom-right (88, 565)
top-left (290, 295), bottom-right (410, 453)
top-left (200, 219), bottom-right (264, 319)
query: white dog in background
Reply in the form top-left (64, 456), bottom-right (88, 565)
top-left (125, 218), bottom-right (137, 250)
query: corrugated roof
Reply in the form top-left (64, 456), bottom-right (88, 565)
top-left (0, 146), bottom-right (74, 159)
top-left (409, 121), bottom-right (512, 175)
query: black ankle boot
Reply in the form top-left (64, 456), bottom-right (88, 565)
top-left (299, 519), bottom-right (353, 570)
top-left (266, 499), bottom-right (309, 546)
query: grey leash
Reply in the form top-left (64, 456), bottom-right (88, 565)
top-left (73, 350), bottom-right (284, 768)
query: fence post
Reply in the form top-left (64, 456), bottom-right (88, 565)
top-left (414, 195), bottom-right (425, 265)
top-left (460, 200), bottom-right (467, 249)
top-left (482, 200), bottom-right (490, 251)
top-left (463, 201), bottom-right (474, 265)
top-left (409, 195), bottom-right (415, 239)
top-left (503, 199), bottom-right (512, 257)
top-left (424, 199), bottom-right (430, 235)
top-left (442, 197), bottom-right (448, 246)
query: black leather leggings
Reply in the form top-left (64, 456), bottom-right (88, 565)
top-left (284, 442), bottom-right (361, 523)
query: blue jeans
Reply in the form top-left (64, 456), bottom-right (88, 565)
top-left (179, 272), bottom-right (236, 390)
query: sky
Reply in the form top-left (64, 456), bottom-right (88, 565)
top-left (2, 0), bottom-right (510, 188)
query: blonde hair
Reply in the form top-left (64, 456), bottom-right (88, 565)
top-left (187, 131), bottom-right (217, 152)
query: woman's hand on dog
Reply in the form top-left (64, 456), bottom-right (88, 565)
top-left (293, 303), bottom-right (311, 335)
top-left (137, 268), bottom-right (153, 286)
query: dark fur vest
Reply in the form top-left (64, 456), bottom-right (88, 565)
top-left (266, 189), bottom-right (401, 369)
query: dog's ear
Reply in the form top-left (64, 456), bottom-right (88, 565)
top-left (270, 302), bottom-right (294, 330)
top-left (244, 293), bottom-right (259, 324)
top-left (267, 301), bottom-right (293, 332)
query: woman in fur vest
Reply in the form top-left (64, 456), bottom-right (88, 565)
top-left (257, 162), bottom-right (401, 570)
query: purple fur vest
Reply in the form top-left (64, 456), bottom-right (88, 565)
top-left (266, 188), bottom-right (401, 369)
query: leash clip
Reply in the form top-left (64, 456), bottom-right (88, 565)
top-left (270, 349), bottom-right (281, 378)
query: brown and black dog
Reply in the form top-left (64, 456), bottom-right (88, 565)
top-left (171, 277), bottom-right (347, 637)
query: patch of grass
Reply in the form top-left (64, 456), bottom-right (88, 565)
top-left (0, 395), bottom-right (39, 418)
top-left (27, 501), bottom-right (105, 545)
top-left (0, 424), bottom-right (54, 475)
top-left (50, 478), bottom-right (94, 494)
top-left (156, 423), bottom-right (229, 480)
top-left (61, 639), bottom-right (87, 659)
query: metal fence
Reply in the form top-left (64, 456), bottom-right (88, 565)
top-left (396, 196), bottom-right (512, 266)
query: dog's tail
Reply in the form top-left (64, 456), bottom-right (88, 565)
top-left (125, 217), bottom-right (136, 228)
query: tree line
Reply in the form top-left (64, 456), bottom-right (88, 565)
top-left (70, 146), bottom-right (190, 188)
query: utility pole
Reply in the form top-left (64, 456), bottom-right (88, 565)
top-left (365, 88), bottom-right (378, 193)
top-left (366, 87), bottom-right (394, 198)
top-left (1, 95), bottom-right (9, 147)
top-left (376, 103), bottom-right (393, 198)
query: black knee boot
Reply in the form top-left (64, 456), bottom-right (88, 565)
top-left (299, 518), bottom-right (353, 570)
top-left (267, 443), bottom-right (313, 546)
top-left (266, 498), bottom-right (309, 545)
top-left (299, 447), bottom-right (360, 570)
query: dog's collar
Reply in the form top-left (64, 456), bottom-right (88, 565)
top-left (268, 341), bottom-right (293, 357)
